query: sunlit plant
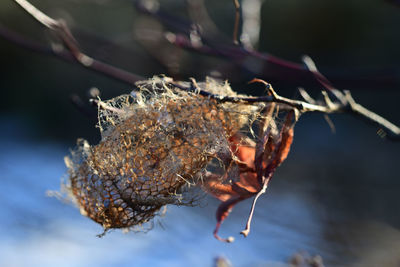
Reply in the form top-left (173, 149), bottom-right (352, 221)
top-left (4, 0), bottom-right (399, 243)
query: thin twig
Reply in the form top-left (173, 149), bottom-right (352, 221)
top-left (7, 0), bottom-right (400, 140)
top-left (344, 91), bottom-right (400, 140)
top-left (232, 0), bottom-right (241, 44)
top-left (240, 182), bottom-right (268, 237)
top-left (171, 78), bottom-right (400, 140)
top-left (10, 0), bottom-right (143, 85)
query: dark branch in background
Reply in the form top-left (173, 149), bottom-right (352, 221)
top-left (135, 0), bottom-right (400, 90)
top-left (69, 94), bottom-right (98, 119)
top-left (8, 0), bottom-right (143, 85)
top-left (3, 0), bottom-right (400, 140)
top-left (0, 23), bottom-right (74, 62)
top-left (0, 24), bottom-right (142, 86)
top-left (232, 0), bottom-right (241, 44)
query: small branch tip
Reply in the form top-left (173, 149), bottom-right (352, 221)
top-left (240, 229), bottom-right (249, 237)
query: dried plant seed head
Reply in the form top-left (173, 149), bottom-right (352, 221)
top-left (64, 76), bottom-right (260, 232)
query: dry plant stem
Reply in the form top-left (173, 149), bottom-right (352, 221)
top-left (11, 0), bottom-right (142, 85)
top-left (344, 91), bottom-right (400, 140)
top-left (179, 79), bottom-right (400, 140)
top-left (9, 0), bottom-right (400, 140)
top-left (14, 0), bottom-right (84, 61)
top-left (232, 0), bottom-right (240, 44)
top-left (240, 182), bottom-right (268, 237)
top-left (303, 56), bottom-right (400, 140)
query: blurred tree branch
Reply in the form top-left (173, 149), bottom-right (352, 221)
top-left (135, 0), bottom-right (400, 90)
top-left (1, 0), bottom-right (399, 140)
top-left (9, 0), bottom-right (143, 85)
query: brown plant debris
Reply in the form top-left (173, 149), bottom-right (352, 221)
top-left (64, 76), bottom-right (277, 236)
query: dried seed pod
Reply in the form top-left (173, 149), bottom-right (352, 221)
top-left (64, 76), bottom-right (258, 232)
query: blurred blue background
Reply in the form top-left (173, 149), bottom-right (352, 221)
top-left (1, 0), bottom-right (400, 266)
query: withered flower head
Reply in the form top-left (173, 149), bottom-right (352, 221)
top-left (64, 76), bottom-right (259, 233)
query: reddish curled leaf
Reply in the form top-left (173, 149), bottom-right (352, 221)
top-left (202, 172), bottom-right (240, 202)
top-left (202, 106), bottom-right (297, 242)
top-left (202, 135), bottom-right (259, 241)
top-left (265, 110), bottom-right (295, 172)
top-left (228, 134), bottom-right (256, 169)
top-left (234, 172), bottom-right (260, 194)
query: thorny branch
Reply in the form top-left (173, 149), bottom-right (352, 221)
top-left (4, 0), bottom-right (400, 141)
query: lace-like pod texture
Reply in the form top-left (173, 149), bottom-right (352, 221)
top-left (64, 76), bottom-right (259, 231)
